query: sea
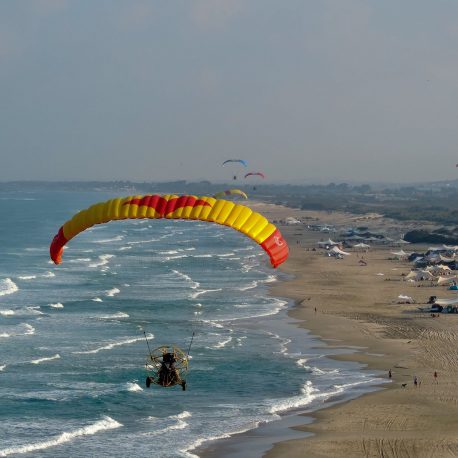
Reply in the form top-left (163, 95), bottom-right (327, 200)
top-left (0, 190), bottom-right (383, 457)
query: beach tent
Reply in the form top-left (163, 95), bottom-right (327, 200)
top-left (391, 250), bottom-right (410, 260)
top-left (405, 270), bottom-right (434, 281)
top-left (437, 275), bottom-right (457, 285)
top-left (435, 297), bottom-right (458, 306)
top-left (443, 244), bottom-right (458, 251)
top-left (428, 246), bottom-right (446, 252)
top-left (397, 294), bottom-right (414, 304)
top-left (285, 217), bottom-right (301, 225)
top-left (440, 254), bottom-right (455, 263)
top-left (317, 239), bottom-right (339, 248)
top-left (428, 264), bottom-right (451, 275)
top-left (353, 242), bottom-right (370, 252)
top-left (329, 246), bottom-right (350, 256)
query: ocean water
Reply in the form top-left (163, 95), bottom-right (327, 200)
top-left (0, 191), bottom-right (382, 457)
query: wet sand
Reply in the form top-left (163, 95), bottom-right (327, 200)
top-left (200, 203), bottom-right (458, 458)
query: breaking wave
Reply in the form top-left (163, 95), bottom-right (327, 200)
top-left (30, 354), bottom-right (61, 365)
top-left (0, 416), bottom-right (122, 457)
top-left (73, 334), bottom-right (153, 355)
top-left (0, 323), bottom-right (35, 339)
top-left (0, 278), bottom-right (19, 297)
top-left (42, 271), bottom-right (55, 278)
top-left (49, 303), bottom-right (64, 309)
top-left (189, 288), bottom-right (222, 299)
top-left (105, 288), bottom-right (120, 297)
top-left (89, 254), bottom-right (114, 268)
top-left (92, 235), bottom-right (124, 243)
top-left (97, 312), bottom-right (129, 320)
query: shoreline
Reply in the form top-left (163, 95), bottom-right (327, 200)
top-left (199, 203), bottom-right (458, 458)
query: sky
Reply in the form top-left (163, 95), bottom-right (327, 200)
top-left (1, 0), bottom-right (458, 184)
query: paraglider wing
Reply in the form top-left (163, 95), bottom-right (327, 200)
top-left (244, 172), bottom-right (265, 179)
top-left (213, 189), bottom-right (248, 200)
top-left (222, 159), bottom-right (248, 167)
top-left (50, 194), bottom-right (288, 268)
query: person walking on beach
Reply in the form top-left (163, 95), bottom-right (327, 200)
top-left (434, 371), bottom-right (438, 384)
top-left (388, 369), bottom-right (392, 379)
top-left (414, 375), bottom-right (418, 387)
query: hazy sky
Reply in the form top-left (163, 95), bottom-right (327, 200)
top-left (1, 0), bottom-right (458, 184)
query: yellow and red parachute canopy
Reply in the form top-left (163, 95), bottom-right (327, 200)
top-left (49, 194), bottom-right (288, 268)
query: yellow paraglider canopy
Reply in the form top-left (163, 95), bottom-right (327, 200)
top-left (50, 194), bottom-right (288, 268)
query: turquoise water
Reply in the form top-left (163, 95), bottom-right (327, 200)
top-left (0, 191), bottom-right (381, 457)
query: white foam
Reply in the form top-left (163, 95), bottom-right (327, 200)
top-left (118, 246), bottom-right (132, 251)
top-left (296, 358), bottom-right (308, 368)
top-left (0, 278), bottom-right (19, 297)
top-left (269, 380), bottom-right (319, 414)
top-left (42, 271), bottom-right (55, 278)
top-left (73, 334), bottom-right (153, 354)
top-left (216, 253), bottom-right (235, 257)
top-left (237, 281), bottom-right (258, 291)
top-left (165, 254), bottom-right (188, 260)
top-left (183, 421), bottom-right (261, 458)
top-left (0, 323), bottom-right (35, 339)
top-left (193, 254), bottom-right (213, 258)
top-left (30, 354), bottom-right (61, 365)
top-left (105, 287), bottom-right (120, 297)
top-left (125, 382), bottom-right (143, 392)
top-left (172, 270), bottom-right (200, 289)
top-left (68, 258), bottom-right (91, 263)
top-left (189, 288), bottom-right (222, 299)
top-left (233, 246), bottom-right (255, 252)
top-left (210, 337), bottom-right (232, 349)
top-left (201, 320), bottom-right (224, 329)
top-left (0, 416), bottom-right (122, 457)
top-left (127, 238), bottom-right (159, 245)
top-left (0, 310), bottom-right (15, 316)
top-left (26, 306), bottom-right (44, 315)
top-left (171, 411), bottom-right (192, 420)
top-left (17, 275), bottom-right (36, 280)
top-left (97, 312), bottom-right (129, 319)
top-left (89, 254), bottom-right (114, 268)
top-left (49, 303), bottom-right (64, 309)
top-left (0, 365), bottom-right (5, 371)
top-left (92, 297), bottom-right (103, 302)
top-left (144, 411), bottom-right (192, 436)
top-left (92, 235), bottom-right (124, 243)
top-left (23, 324), bottom-right (35, 335)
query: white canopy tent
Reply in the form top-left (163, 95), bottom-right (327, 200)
top-left (317, 239), bottom-right (339, 248)
top-left (435, 297), bottom-right (458, 306)
top-left (329, 246), bottom-right (351, 256)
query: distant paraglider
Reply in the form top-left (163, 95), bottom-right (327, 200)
top-left (222, 159), bottom-right (248, 180)
top-left (213, 189), bottom-right (248, 200)
top-left (244, 172), bottom-right (265, 190)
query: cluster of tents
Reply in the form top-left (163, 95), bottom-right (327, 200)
top-left (396, 246), bottom-right (458, 313)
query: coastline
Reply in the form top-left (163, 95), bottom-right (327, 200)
top-left (199, 203), bottom-right (458, 458)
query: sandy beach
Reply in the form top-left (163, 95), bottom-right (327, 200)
top-left (202, 203), bottom-right (458, 458)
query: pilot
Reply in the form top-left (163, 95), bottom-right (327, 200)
top-left (158, 352), bottom-right (178, 386)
